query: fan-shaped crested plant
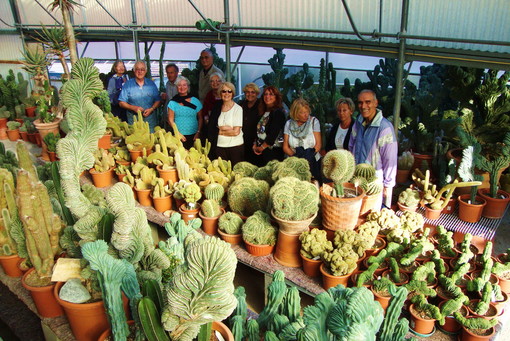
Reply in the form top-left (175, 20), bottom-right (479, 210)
top-left (322, 149), bottom-right (355, 197)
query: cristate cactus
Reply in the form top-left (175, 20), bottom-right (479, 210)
top-left (242, 211), bottom-right (277, 246)
top-left (322, 244), bottom-right (359, 276)
top-left (270, 176), bottom-right (319, 221)
top-left (322, 149), bottom-right (355, 197)
top-left (218, 212), bottom-right (243, 235)
top-left (162, 236), bottom-right (237, 341)
top-left (232, 161), bottom-right (258, 177)
top-left (271, 157), bottom-right (312, 182)
top-left (228, 177), bottom-right (270, 217)
top-left (299, 228), bottom-right (333, 259)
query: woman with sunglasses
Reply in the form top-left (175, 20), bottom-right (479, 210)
top-left (240, 83), bottom-right (261, 164)
top-left (253, 86), bottom-right (286, 166)
top-left (208, 82), bottom-right (244, 165)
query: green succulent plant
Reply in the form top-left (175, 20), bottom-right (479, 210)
top-left (299, 228), bottom-right (333, 260)
top-left (218, 212), bottom-right (244, 235)
top-left (228, 177), bottom-right (270, 217)
top-left (242, 211), bottom-right (277, 246)
top-left (321, 149), bottom-right (355, 197)
top-left (269, 176), bottom-right (319, 221)
top-left (200, 199), bottom-right (221, 218)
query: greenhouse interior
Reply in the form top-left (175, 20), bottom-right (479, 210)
top-left (0, 0), bottom-right (510, 340)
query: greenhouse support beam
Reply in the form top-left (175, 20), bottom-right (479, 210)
top-left (33, 0), bottom-right (61, 26)
top-left (392, 0), bottom-right (409, 136)
top-left (224, 0), bottom-right (231, 81)
top-left (130, 0), bottom-right (140, 61)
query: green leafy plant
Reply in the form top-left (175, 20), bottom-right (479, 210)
top-left (42, 132), bottom-right (60, 153)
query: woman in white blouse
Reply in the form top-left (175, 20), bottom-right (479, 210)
top-left (208, 82), bottom-right (244, 165)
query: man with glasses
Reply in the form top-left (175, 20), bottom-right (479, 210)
top-left (198, 49), bottom-right (224, 102)
top-left (349, 89), bottom-right (397, 208)
top-left (119, 60), bottom-right (161, 132)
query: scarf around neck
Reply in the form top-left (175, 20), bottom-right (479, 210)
top-left (171, 94), bottom-right (197, 110)
top-left (289, 116), bottom-right (313, 139)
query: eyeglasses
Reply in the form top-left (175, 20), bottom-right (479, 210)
top-left (221, 90), bottom-right (233, 93)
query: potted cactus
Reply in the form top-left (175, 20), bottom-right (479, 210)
top-left (320, 149), bottom-right (365, 231)
top-left (218, 212), bottom-right (244, 244)
top-left (227, 177), bottom-right (269, 218)
top-left (199, 199), bottom-right (224, 235)
top-left (350, 163), bottom-right (383, 217)
top-left (151, 177), bottom-right (173, 213)
top-left (6, 121), bottom-right (21, 141)
top-left (241, 210), bottom-right (277, 256)
top-left (299, 228), bottom-right (333, 277)
top-left (396, 151), bottom-right (414, 184)
top-left (204, 182), bottom-right (226, 208)
top-left (19, 122), bottom-right (29, 142)
top-left (457, 146), bottom-right (487, 222)
top-left (397, 187), bottom-right (421, 212)
top-left (408, 294), bottom-right (443, 336)
top-left (454, 312), bottom-right (498, 341)
top-left (370, 277), bottom-right (396, 312)
top-left (89, 148), bottom-right (115, 188)
top-left (42, 131), bottom-right (60, 161)
top-left (178, 182), bottom-right (202, 222)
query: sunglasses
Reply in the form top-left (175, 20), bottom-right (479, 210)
top-left (221, 90), bottom-right (233, 93)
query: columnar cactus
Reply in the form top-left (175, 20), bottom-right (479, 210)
top-left (17, 169), bottom-right (63, 281)
top-left (397, 151), bottom-right (414, 170)
top-left (0, 169), bottom-right (16, 256)
top-left (228, 177), bottom-right (270, 217)
top-left (322, 149), bottom-right (355, 197)
top-left (269, 177), bottom-right (319, 221)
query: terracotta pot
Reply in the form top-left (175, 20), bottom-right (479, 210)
top-left (48, 151), bottom-right (58, 162)
top-left (437, 300), bottom-right (468, 334)
top-left (274, 230), bottom-right (302, 268)
top-left (411, 153), bottom-right (433, 176)
top-left (116, 172), bottom-right (126, 183)
top-left (350, 270), bottom-right (374, 288)
top-left (14, 118), bottom-right (24, 125)
top-left (21, 268), bottom-right (64, 318)
top-left (0, 254), bottom-right (23, 277)
top-left (218, 229), bottom-right (242, 245)
top-left (460, 323), bottom-right (495, 341)
top-left (35, 132), bottom-right (42, 146)
top-left (97, 133), bottom-right (112, 150)
top-left (25, 106), bottom-right (36, 117)
top-left (179, 203), bottom-right (200, 223)
top-left (116, 160), bottom-right (130, 167)
top-left (27, 132), bottom-right (37, 144)
top-left (6, 129), bottom-right (20, 141)
top-left (33, 118), bottom-right (61, 161)
top-left (457, 194), bottom-right (487, 223)
top-left (271, 210), bottom-right (316, 235)
top-left (441, 197), bottom-right (457, 214)
top-left (300, 254), bottom-right (322, 277)
top-left (320, 263), bottom-right (354, 290)
top-left (199, 209), bottom-right (224, 235)
top-left (396, 169), bottom-right (410, 185)
top-left (19, 130), bottom-right (29, 142)
top-left (135, 188), bottom-right (152, 207)
top-left (381, 269), bottom-right (409, 286)
top-left (54, 281), bottom-right (111, 341)
top-left (156, 165), bottom-right (179, 186)
top-left (0, 118), bottom-right (7, 129)
top-left (174, 197), bottom-right (185, 211)
top-left (397, 202), bottom-right (418, 213)
top-left (244, 240), bottom-right (274, 257)
top-left (409, 304), bottom-right (436, 335)
top-left (492, 291), bottom-right (509, 316)
top-left (371, 288), bottom-right (391, 313)
top-left (496, 273), bottom-right (510, 294)
top-left (89, 168), bottom-right (114, 188)
top-left (477, 188), bottom-right (510, 219)
top-left (359, 192), bottom-right (381, 218)
top-left (129, 150), bottom-right (143, 162)
top-left (0, 129), bottom-right (7, 140)
top-left (320, 182), bottom-right (365, 231)
top-left (471, 270), bottom-right (499, 286)
top-left (424, 205), bottom-right (441, 220)
top-left (152, 194), bottom-right (172, 213)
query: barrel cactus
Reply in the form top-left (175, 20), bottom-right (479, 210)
top-left (218, 212), bottom-right (244, 235)
top-left (322, 149), bottom-right (355, 197)
top-left (354, 163), bottom-right (376, 180)
top-left (228, 177), bottom-right (270, 217)
top-left (242, 211), bottom-right (277, 246)
top-left (269, 177), bottom-right (319, 221)
top-left (204, 183), bottom-right (224, 203)
top-left (201, 199), bottom-right (221, 218)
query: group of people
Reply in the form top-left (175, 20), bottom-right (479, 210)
top-left (105, 49), bottom-right (397, 206)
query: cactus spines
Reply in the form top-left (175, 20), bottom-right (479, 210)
top-left (271, 157), bottom-right (312, 182)
top-left (200, 199), bottom-right (221, 218)
top-left (354, 163), bottom-right (376, 180)
top-left (397, 151), bottom-right (414, 170)
top-left (398, 188), bottom-right (420, 207)
top-left (204, 183), bottom-right (224, 203)
top-left (218, 212), bottom-right (244, 235)
top-left (269, 177), bottom-right (319, 221)
top-left (322, 149), bottom-right (355, 197)
top-left (233, 161), bottom-right (258, 177)
top-left (228, 177), bottom-right (270, 217)
top-left (242, 211), bottom-right (277, 246)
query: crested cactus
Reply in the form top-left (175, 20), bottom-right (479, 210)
top-left (269, 176), bottom-right (319, 221)
top-left (200, 199), bottom-right (221, 218)
top-left (454, 311), bottom-right (497, 331)
top-left (411, 294), bottom-right (444, 325)
top-left (271, 157), bottom-right (312, 182)
top-left (434, 225), bottom-right (456, 258)
top-left (232, 161), bottom-right (258, 177)
top-left (299, 228), bottom-right (333, 260)
top-left (228, 177), bottom-right (270, 217)
top-left (321, 149), bottom-right (355, 197)
top-left (322, 245), bottom-right (359, 276)
top-left (242, 211), bottom-right (277, 246)
top-left (398, 188), bottom-right (420, 207)
top-left (182, 182), bottom-right (201, 208)
top-left (218, 212), bottom-right (244, 235)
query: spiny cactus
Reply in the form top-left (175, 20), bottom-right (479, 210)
top-left (322, 245), bottom-right (359, 276)
top-left (271, 157), bottom-right (312, 182)
top-left (218, 212), bottom-right (244, 235)
top-left (269, 176), bottom-right (319, 221)
top-left (232, 161), bottom-right (258, 177)
top-left (299, 228), bottom-right (333, 259)
top-left (228, 177), bottom-right (270, 217)
top-left (200, 199), bottom-right (221, 218)
top-left (398, 188), bottom-right (420, 207)
top-left (242, 211), bottom-right (277, 246)
top-left (204, 183), bottom-right (224, 203)
top-left (354, 163), bottom-right (376, 180)
top-left (397, 151), bottom-right (414, 170)
top-left (322, 149), bottom-right (355, 197)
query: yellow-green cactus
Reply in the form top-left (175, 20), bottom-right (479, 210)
top-left (125, 111), bottom-right (155, 151)
top-left (93, 148), bottom-right (115, 172)
top-left (299, 228), bottom-right (332, 259)
top-left (151, 177), bottom-right (172, 198)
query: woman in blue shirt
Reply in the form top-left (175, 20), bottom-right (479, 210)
top-left (167, 76), bottom-right (203, 150)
